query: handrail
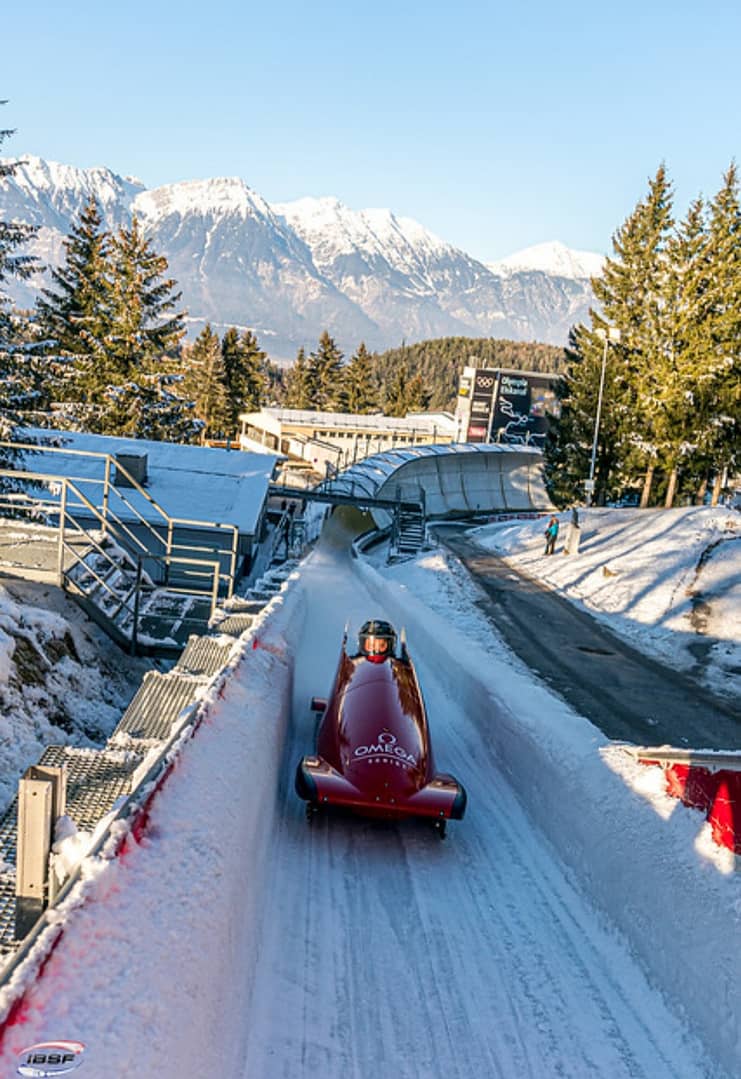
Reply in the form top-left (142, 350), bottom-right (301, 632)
top-left (0, 441), bottom-right (240, 596)
top-left (0, 469), bottom-right (224, 613)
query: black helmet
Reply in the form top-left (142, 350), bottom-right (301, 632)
top-left (358, 619), bottom-right (397, 659)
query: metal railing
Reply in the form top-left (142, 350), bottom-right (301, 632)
top-left (0, 441), bottom-right (240, 599)
top-left (0, 468), bottom-right (225, 651)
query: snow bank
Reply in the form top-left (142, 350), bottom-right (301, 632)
top-left (353, 551), bottom-right (741, 1077)
top-left (0, 580), bottom-right (306, 1079)
top-left (0, 581), bottom-right (147, 809)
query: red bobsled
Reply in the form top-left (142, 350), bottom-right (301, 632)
top-left (295, 620), bottom-right (467, 836)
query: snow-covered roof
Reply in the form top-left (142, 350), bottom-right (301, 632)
top-left (22, 429), bottom-right (279, 534)
top-left (244, 407), bottom-right (457, 435)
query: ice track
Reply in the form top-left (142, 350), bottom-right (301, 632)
top-left (241, 528), bottom-right (718, 1079)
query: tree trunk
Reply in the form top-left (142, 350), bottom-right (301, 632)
top-left (640, 464), bottom-right (655, 509)
top-left (711, 471), bottom-right (723, 506)
top-left (696, 477), bottom-right (708, 505)
top-left (664, 467), bottom-right (678, 509)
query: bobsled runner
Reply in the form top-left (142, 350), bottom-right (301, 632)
top-left (295, 619), bottom-right (467, 836)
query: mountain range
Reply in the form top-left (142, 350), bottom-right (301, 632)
top-left (0, 154), bottom-right (605, 361)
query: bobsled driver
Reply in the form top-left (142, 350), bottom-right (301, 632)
top-left (358, 619), bottom-right (397, 662)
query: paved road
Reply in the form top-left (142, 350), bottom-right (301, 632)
top-left (437, 526), bottom-right (741, 750)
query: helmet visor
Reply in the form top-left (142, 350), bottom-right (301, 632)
top-left (364, 635), bottom-right (390, 655)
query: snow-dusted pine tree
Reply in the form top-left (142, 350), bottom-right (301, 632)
top-left (35, 195), bottom-right (112, 424)
top-left (108, 214), bottom-right (185, 375)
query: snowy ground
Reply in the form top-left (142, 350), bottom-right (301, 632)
top-left (455, 506), bottom-right (740, 701)
top-left (0, 577), bottom-right (150, 809)
top-left (1, 512), bottom-right (738, 1079)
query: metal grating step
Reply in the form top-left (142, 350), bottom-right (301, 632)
top-left (246, 587), bottom-right (277, 601)
top-left (224, 598), bottom-right (265, 614)
top-left (112, 672), bottom-right (203, 743)
top-left (174, 635), bottom-right (234, 679)
top-left (210, 613), bottom-right (255, 637)
top-left (0, 745), bottom-right (143, 956)
top-left (38, 745), bottom-right (142, 832)
top-left (0, 875), bottom-right (16, 957)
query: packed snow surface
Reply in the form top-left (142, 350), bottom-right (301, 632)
top-left (1, 514), bottom-right (737, 1078)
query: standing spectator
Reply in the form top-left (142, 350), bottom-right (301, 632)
top-left (544, 515), bottom-right (559, 555)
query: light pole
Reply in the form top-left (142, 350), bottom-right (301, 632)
top-left (586, 325), bottom-right (621, 507)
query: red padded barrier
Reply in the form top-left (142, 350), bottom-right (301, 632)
top-left (662, 763), bottom-right (741, 855)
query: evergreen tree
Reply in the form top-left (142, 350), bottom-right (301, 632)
top-left (592, 164), bottom-right (675, 506)
top-left (221, 327), bottom-right (266, 422)
top-left (344, 342), bottom-right (378, 413)
top-left (661, 197), bottom-right (711, 504)
top-left (0, 110), bottom-right (37, 312)
top-left (307, 330), bottom-right (345, 410)
top-left (183, 324), bottom-right (232, 439)
top-left (36, 196), bottom-right (111, 361)
top-left (91, 380), bottom-right (201, 443)
top-left (36, 204), bottom-right (196, 440)
top-left (0, 106), bottom-right (40, 474)
top-left (371, 337), bottom-right (564, 412)
top-left (543, 325), bottom-right (627, 506)
top-left (108, 214), bottom-right (185, 376)
top-left (35, 196), bottom-right (112, 421)
top-left (284, 347), bottom-right (313, 409)
top-left (701, 165), bottom-right (741, 503)
top-left (383, 365), bottom-right (429, 417)
top-left (97, 214), bottom-right (194, 441)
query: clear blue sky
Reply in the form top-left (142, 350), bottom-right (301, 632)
top-left (3, 0), bottom-right (740, 261)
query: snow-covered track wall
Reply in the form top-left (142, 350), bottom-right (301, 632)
top-left (322, 443), bottom-right (552, 523)
top-left (0, 569), bottom-right (304, 1076)
top-left (350, 550), bottom-right (741, 1078)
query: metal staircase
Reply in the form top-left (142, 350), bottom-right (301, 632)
top-left (390, 486), bottom-right (427, 560)
top-left (395, 502), bottom-right (426, 555)
top-left (0, 443), bottom-right (239, 657)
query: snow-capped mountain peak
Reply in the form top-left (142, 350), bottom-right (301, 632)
top-left (133, 176), bottom-right (274, 224)
top-left (274, 195), bottom-right (453, 275)
top-left (488, 241), bottom-right (605, 280)
top-left (0, 153), bottom-right (144, 229)
top-left (1, 154), bottom-right (602, 356)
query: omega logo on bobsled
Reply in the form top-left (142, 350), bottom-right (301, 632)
top-left (294, 619), bottom-right (467, 837)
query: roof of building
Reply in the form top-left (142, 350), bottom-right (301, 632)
top-left (21, 429), bottom-right (279, 534)
top-left (240, 407), bottom-right (457, 435)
